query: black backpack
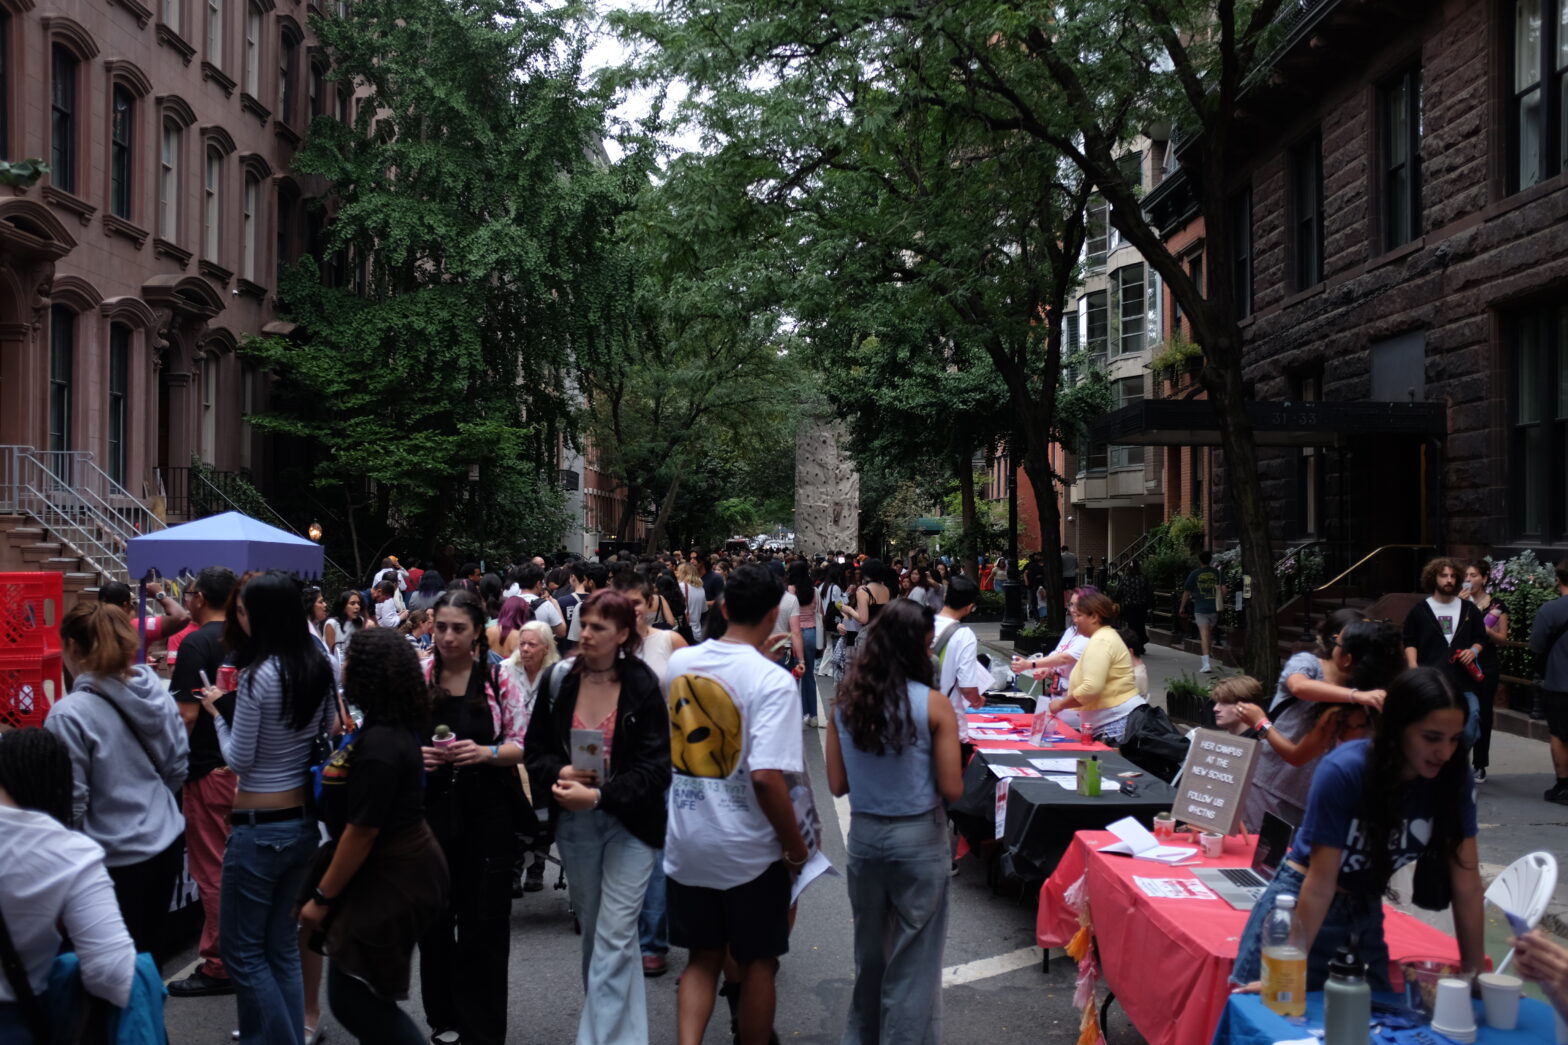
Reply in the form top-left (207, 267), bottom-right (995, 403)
top-left (1116, 704), bottom-right (1191, 782)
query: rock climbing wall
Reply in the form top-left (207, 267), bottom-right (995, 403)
top-left (794, 417), bottom-right (860, 555)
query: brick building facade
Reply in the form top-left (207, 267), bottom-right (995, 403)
top-left (1140, 0), bottom-right (1568, 565)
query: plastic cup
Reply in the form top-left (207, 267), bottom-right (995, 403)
top-left (1477, 972), bottom-right (1522, 1030)
top-left (1200, 831), bottom-right (1224, 858)
top-left (1430, 977), bottom-right (1478, 1043)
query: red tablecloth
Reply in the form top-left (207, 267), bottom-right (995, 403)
top-left (1035, 831), bottom-right (1463, 1045)
top-left (964, 712), bottom-right (1111, 753)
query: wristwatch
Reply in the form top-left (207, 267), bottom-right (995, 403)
top-left (309, 886), bottom-right (337, 907)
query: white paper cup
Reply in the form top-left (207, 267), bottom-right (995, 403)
top-left (1430, 977), bottom-right (1478, 1043)
top-left (1477, 972), bottom-right (1522, 1030)
top-left (1200, 832), bottom-right (1224, 858)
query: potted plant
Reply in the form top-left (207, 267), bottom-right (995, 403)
top-left (1165, 671), bottom-right (1213, 725)
top-left (1014, 622), bottom-right (1062, 656)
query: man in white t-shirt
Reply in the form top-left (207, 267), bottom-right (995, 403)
top-left (932, 574), bottom-right (993, 747)
top-left (664, 564), bottom-right (807, 1045)
top-left (515, 563), bottom-right (566, 639)
top-left (371, 579), bottom-right (405, 629)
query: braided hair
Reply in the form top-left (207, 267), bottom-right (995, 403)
top-left (0, 728), bottom-right (73, 824)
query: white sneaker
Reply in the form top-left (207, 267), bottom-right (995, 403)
top-left (1200, 658), bottom-right (1212, 673)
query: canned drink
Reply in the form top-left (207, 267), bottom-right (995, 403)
top-left (217, 664), bottom-right (239, 692)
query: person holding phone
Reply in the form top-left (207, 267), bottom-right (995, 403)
top-left (524, 590), bottom-right (671, 1044)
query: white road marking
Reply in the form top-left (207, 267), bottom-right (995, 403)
top-left (941, 946), bottom-right (1042, 988)
top-left (816, 725), bottom-right (852, 849)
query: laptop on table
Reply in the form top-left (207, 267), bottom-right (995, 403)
top-left (1191, 811), bottom-right (1297, 911)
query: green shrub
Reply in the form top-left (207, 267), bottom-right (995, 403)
top-left (1143, 547), bottom-right (1194, 591)
top-left (1166, 671), bottom-right (1212, 701)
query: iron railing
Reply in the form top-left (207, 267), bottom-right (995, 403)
top-left (0, 446), bottom-right (166, 583)
top-left (161, 464), bottom-right (352, 580)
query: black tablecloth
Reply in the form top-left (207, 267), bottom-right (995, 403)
top-left (950, 747), bottom-right (1175, 883)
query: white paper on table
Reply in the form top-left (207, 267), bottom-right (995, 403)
top-left (1028, 757), bottom-right (1080, 774)
top-left (789, 849), bottom-right (840, 904)
top-left (989, 765), bottom-right (1042, 779)
top-left (1133, 876), bottom-right (1218, 900)
top-left (1042, 776), bottom-right (1078, 790)
top-left (1098, 815), bottom-right (1199, 864)
top-left (975, 747), bottom-right (1016, 754)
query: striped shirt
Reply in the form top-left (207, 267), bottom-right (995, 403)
top-left (213, 657), bottom-right (333, 794)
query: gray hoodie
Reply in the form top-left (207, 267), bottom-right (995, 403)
top-left (44, 664), bottom-right (188, 867)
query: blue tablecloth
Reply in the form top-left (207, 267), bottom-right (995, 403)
top-left (1214, 992), bottom-right (1561, 1045)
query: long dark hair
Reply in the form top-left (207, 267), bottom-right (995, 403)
top-left (1339, 618), bottom-right (1405, 690)
top-left (329, 588), bottom-right (362, 629)
top-left (835, 598), bottom-right (935, 756)
top-left (788, 560), bottom-right (815, 608)
top-left (1361, 666), bottom-right (1471, 895)
top-left (0, 727), bottom-right (73, 825)
top-left (429, 588), bottom-right (495, 713)
top-left (233, 571), bottom-right (335, 731)
top-left (343, 628), bottom-right (429, 730)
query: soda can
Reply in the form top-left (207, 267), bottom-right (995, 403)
top-left (218, 664), bottom-right (239, 692)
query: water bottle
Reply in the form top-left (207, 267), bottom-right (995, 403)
top-left (1323, 945), bottom-right (1370, 1045)
top-left (1260, 894), bottom-right (1307, 1017)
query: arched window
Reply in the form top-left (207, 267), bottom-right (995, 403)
top-left (242, 172), bottom-right (259, 280)
top-left (51, 45), bottom-right (77, 192)
top-left (111, 87), bottom-right (134, 218)
top-left (159, 121), bottom-right (181, 242)
top-left (204, 148), bottom-right (222, 260)
top-left (49, 307), bottom-right (74, 454)
top-left (108, 324), bottom-right (130, 485)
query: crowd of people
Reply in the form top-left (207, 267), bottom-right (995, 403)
top-left (3, 545), bottom-right (1568, 1044)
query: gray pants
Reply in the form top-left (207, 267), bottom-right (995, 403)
top-left (842, 807), bottom-right (949, 1045)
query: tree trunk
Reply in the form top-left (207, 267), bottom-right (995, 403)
top-left (345, 487), bottom-right (363, 582)
top-left (956, 452), bottom-right (980, 582)
top-left (647, 472), bottom-right (683, 554)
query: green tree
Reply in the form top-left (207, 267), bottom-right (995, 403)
top-left (247, 0), bottom-right (623, 572)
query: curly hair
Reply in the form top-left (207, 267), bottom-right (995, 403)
top-left (1419, 557), bottom-right (1462, 595)
top-left (835, 598), bottom-right (935, 757)
top-left (0, 727), bottom-right (73, 824)
top-left (343, 627), bottom-right (429, 729)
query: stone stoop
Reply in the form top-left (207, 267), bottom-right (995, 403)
top-left (0, 515), bottom-right (105, 609)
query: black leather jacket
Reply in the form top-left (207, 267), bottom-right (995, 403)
top-left (523, 656), bottom-right (672, 850)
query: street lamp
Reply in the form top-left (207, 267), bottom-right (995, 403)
top-left (308, 520), bottom-right (323, 542)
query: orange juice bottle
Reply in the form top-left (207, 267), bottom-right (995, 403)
top-left (1260, 894), bottom-right (1307, 1017)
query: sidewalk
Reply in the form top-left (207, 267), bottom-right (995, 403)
top-left (970, 621), bottom-right (1568, 944)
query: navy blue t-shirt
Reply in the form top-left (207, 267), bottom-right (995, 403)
top-left (1287, 738), bottom-right (1477, 894)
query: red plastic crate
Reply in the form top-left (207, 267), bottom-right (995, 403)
top-left (0, 651), bottom-right (64, 730)
top-left (0, 572), bottom-right (63, 655)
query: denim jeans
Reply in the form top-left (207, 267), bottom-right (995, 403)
top-left (556, 809), bottom-right (658, 1045)
top-left (843, 807), bottom-right (950, 1045)
top-left (639, 852), bottom-right (668, 957)
top-left (1229, 862), bottom-right (1391, 992)
top-left (221, 818), bottom-right (318, 1045)
top-left (800, 627), bottom-right (819, 718)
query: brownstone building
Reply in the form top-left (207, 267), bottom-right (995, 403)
top-left (1133, 0), bottom-right (1568, 568)
top-left (2, 0), bottom-right (332, 542)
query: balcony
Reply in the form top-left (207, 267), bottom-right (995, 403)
top-left (1070, 463), bottom-right (1164, 508)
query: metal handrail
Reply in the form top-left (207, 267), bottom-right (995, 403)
top-left (26, 449), bottom-right (165, 538)
top-left (1309, 543), bottom-right (1436, 595)
top-left (182, 465), bottom-right (353, 581)
top-left (0, 447), bottom-right (138, 583)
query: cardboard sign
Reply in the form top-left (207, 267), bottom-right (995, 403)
top-left (1174, 727), bottom-right (1259, 836)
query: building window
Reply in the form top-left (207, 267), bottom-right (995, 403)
top-left (240, 365), bottom-right (255, 469)
top-left (279, 32), bottom-right (299, 124)
top-left (1381, 67), bottom-right (1423, 249)
top-left (336, 86), bottom-right (350, 124)
top-left (207, 0), bottom-right (223, 66)
top-left (1108, 376), bottom-right (1144, 469)
top-left (49, 307), bottom-right (73, 454)
top-left (1062, 310), bottom-right (1079, 354)
top-left (204, 149), bottom-right (221, 259)
top-left (163, 0), bottom-right (181, 32)
top-left (1511, 303), bottom-right (1568, 540)
top-left (159, 123), bottom-right (180, 242)
top-left (308, 61), bottom-right (325, 119)
top-left (0, 14), bottom-right (10, 159)
top-left (242, 173), bottom-right (258, 279)
top-left (111, 87), bottom-right (134, 219)
top-left (200, 359), bottom-right (217, 465)
top-left (1290, 130), bottom-right (1323, 289)
top-left (1084, 290), bottom-right (1108, 361)
top-left (1511, 0), bottom-right (1568, 191)
top-left (276, 191), bottom-right (294, 284)
top-left (51, 46), bottom-right (76, 193)
top-left (1110, 263), bottom-right (1145, 356)
top-left (1231, 189), bottom-right (1252, 319)
top-left (108, 324), bottom-right (130, 486)
top-left (1085, 196), bottom-right (1109, 270)
top-left (244, 1), bottom-right (262, 96)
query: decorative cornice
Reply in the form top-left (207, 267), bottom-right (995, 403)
top-left (156, 23), bottom-right (196, 65)
top-left (41, 14), bottom-right (101, 58)
top-left (99, 295), bottom-right (160, 330)
top-left (103, 212), bottom-right (150, 247)
top-left (201, 125), bottom-right (239, 156)
top-left (40, 185), bottom-right (96, 226)
top-left (143, 273), bottom-right (225, 318)
top-left (237, 152), bottom-right (274, 180)
top-left (239, 93), bottom-right (272, 125)
top-left (202, 326), bottom-right (239, 353)
top-left (157, 93), bottom-right (198, 129)
top-left (274, 121), bottom-right (302, 147)
top-left (104, 57), bottom-right (155, 97)
top-left (201, 61), bottom-right (237, 97)
top-left (153, 237), bottom-right (193, 268)
top-left (199, 259), bottom-right (233, 285)
top-left (50, 274), bottom-right (103, 313)
top-left (236, 277), bottom-right (267, 300)
top-left (107, 0), bottom-right (152, 28)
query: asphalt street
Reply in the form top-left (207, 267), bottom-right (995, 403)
top-left (161, 633), bottom-right (1568, 1043)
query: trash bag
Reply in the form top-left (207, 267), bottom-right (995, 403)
top-left (1116, 704), bottom-right (1190, 782)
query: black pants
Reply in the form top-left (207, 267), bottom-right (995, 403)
top-left (1473, 678), bottom-right (1497, 770)
top-left (420, 805), bottom-right (515, 1045)
top-left (329, 962), bottom-right (425, 1044)
top-left (107, 834), bottom-right (184, 961)
top-left (1123, 604), bottom-right (1149, 648)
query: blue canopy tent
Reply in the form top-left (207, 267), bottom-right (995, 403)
top-left (125, 512), bottom-right (324, 656)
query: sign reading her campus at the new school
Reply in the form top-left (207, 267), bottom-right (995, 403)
top-left (1176, 728), bottom-right (1259, 836)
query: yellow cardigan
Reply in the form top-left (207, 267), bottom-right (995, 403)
top-left (1067, 627), bottom-right (1138, 710)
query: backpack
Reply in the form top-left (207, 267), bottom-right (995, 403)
top-left (931, 622), bottom-right (970, 699)
top-left (1115, 704), bottom-right (1190, 782)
